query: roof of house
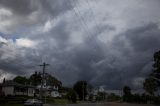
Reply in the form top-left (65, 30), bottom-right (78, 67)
top-left (0, 81), bottom-right (35, 88)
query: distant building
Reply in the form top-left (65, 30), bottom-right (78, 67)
top-left (0, 80), bottom-right (35, 97)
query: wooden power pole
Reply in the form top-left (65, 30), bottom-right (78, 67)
top-left (39, 62), bottom-right (49, 101)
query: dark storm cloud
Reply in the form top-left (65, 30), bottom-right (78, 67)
top-left (69, 40), bottom-right (105, 81)
top-left (0, 0), bottom-right (35, 15)
top-left (34, 36), bottom-right (106, 86)
top-left (0, 0), bottom-right (74, 34)
top-left (125, 23), bottom-right (160, 52)
top-left (39, 0), bottom-right (73, 17)
top-left (0, 45), bottom-right (40, 75)
top-left (32, 22), bottom-right (160, 89)
top-left (94, 23), bottom-right (160, 89)
top-left (0, 0), bottom-right (73, 16)
top-left (47, 20), bottom-right (71, 49)
top-left (1, 0), bottom-right (160, 89)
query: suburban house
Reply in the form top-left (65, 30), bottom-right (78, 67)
top-left (0, 80), bottom-right (35, 97)
top-left (36, 83), bottom-right (61, 97)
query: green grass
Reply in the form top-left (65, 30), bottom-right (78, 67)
top-left (47, 98), bottom-right (70, 105)
top-left (0, 98), bottom-right (77, 105)
top-left (0, 103), bottom-right (23, 106)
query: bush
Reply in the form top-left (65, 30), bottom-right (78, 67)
top-left (67, 90), bottom-right (77, 103)
top-left (153, 96), bottom-right (160, 104)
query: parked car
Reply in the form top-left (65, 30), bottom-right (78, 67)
top-left (24, 99), bottom-right (43, 106)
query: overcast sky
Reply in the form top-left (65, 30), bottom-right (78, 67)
top-left (0, 0), bottom-right (160, 89)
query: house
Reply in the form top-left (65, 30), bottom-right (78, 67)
top-left (36, 84), bottom-right (61, 97)
top-left (0, 80), bottom-right (35, 97)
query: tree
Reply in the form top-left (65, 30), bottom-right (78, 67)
top-left (143, 50), bottom-right (160, 95)
top-left (13, 71), bottom-right (62, 87)
top-left (123, 86), bottom-right (131, 95)
top-left (3, 78), bottom-right (5, 83)
top-left (67, 90), bottom-right (77, 103)
top-left (143, 78), bottom-right (157, 96)
top-left (29, 71), bottom-right (42, 86)
top-left (45, 73), bottom-right (62, 88)
top-left (97, 92), bottom-right (106, 101)
top-left (107, 93), bottom-right (121, 102)
top-left (73, 81), bottom-right (89, 100)
top-left (123, 86), bottom-right (132, 102)
top-left (151, 50), bottom-right (160, 86)
top-left (13, 76), bottom-right (29, 85)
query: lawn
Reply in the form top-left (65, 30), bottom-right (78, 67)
top-left (0, 103), bottom-right (23, 106)
top-left (0, 98), bottom-right (74, 105)
top-left (46, 98), bottom-right (70, 105)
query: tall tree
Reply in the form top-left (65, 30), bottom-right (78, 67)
top-left (30, 71), bottom-right (42, 86)
top-left (152, 50), bottom-right (160, 85)
top-left (123, 86), bottom-right (132, 102)
top-left (143, 78), bottom-right (157, 95)
top-left (143, 50), bottom-right (160, 95)
top-left (13, 76), bottom-right (29, 85)
top-left (73, 81), bottom-right (88, 100)
top-left (67, 89), bottom-right (77, 103)
top-left (45, 73), bottom-right (62, 88)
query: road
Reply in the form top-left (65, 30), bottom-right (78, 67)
top-left (44, 102), bottom-right (157, 106)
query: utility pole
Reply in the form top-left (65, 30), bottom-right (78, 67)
top-left (39, 62), bottom-right (49, 101)
top-left (83, 81), bottom-right (85, 101)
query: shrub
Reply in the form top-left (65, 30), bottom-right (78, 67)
top-left (67, 90), bottom-right (77, 103)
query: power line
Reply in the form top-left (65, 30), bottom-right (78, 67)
top-left (69, 0), bottom-right (101, 51)
top-left (85, 0), bottom-right (102, 35)
top-left (68, 0), bottom-right (90, 36)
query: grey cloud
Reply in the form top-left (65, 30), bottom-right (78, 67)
top-left (99, 23), bottom-right (160, 89)
top-left (39, 0), bottom-right (73, 17)
top-left (0, 0), bottom-right (36, 15)
top-left (1, 22), bottom-right (160, 89)
top-left (0, 0), bottom-right (73, 16)
top-left (0, 0), bottom-right (75, 34)
top-left (0, 0), bottom-right (160, 90)
top-left (0, 46), bottom-right (39, 75)
top-left (125, 23), bottom-right (160, 52)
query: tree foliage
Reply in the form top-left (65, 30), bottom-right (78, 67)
top-left (13, 76), bottom-right (29, 85)
top-left (73, 81), bottom-right (89, 100)
top-left (123, 86), bottom-right (131, 95)
top-left (67, 90), bottom-right (77, 103)
top-left (30, 71), bottom-right (42, 86)
top-left (143, 78), bottom-right (157, 95)
top-left (143, 50), bottom-right (160, 95)
top-left (45, 73), bottom-right (62, 87)
top-left (123, 86), bottom-right (132, 102)
top-left (152, 50), bottom-right (160, 85)
top-left (107, 93), bottom-right (121, 102)
top-left (13, 71), bottom-right (62, 87)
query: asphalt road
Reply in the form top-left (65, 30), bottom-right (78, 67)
top-left (44, 102), bottom-right (157, 106)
